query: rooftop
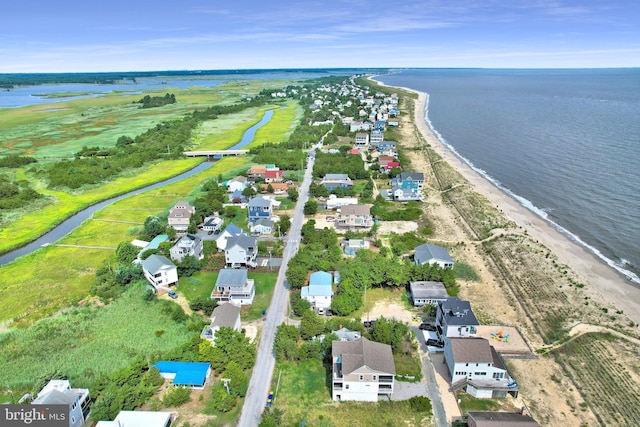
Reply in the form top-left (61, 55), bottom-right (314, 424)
top-left (332, 337), bottom-right (395, 375)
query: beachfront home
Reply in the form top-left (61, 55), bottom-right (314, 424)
top-left (414, 243), bottom-right (454, 269)
top-left (211, 268), bottom-right (255, 305)
top-left (320, 174), bottom-right (353, 191)
top-left (336, 204), bottom-right (373, 230)
top-left (168, 201), bottom-right (195, 231)
top-left (33, 380), bottom-right (90, 427)
top-left (142, 254), bottom-right (178, 289)
top-left (436, 297), bottom-right (479, 338)
top-left (392, 172), bottom-right (424, 190)
top-left (409, 281), bottom-right (449, 306)
top-left (444, 337), bottom-right (518, 399)
top-left (331, 337), bottom-right (395, 401)
top-left (390, 185), bottom-right (423, 202)
top-left (169, 234), bottom-right (204, 263)
top-left (301, 271), bottom-right (334, 312)
top-left (201, 302), bottom-right (241, 342)
top-left (224, 235), bottom-right (258, 268)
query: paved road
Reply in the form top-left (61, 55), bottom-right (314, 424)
top-left (413, 327), bottom-right (450, 427)
top-left (237, 148), bottom-right (315, 427)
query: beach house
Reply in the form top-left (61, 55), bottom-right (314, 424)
top-left (301, 271), bottom-right (334, 312)
top-left (211, 268), bottom-right (255, 305)
top-left (436, 297), bottom-right (479, 338)
top-left (33, 380), bottom-right (90, 427)
top-left (331, 337), bottom-right (395, 401)
top-left (414, 243), bottom-right (454, 269)
top-left (142, 254), bottom-right (178, 289)
top-left (168, 201), bottom-right (195, 231)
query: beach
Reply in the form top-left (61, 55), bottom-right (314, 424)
top-left (407, 88), bottom-right (640, 326)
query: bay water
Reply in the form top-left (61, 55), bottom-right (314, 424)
top-left (377, 69), bottom-right (640, 283)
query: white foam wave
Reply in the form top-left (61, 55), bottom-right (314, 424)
top-left (423, 95), bottom-right (640, 286)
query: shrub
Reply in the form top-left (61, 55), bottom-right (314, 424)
top-left (162, 385), bottom-right (191, 407)
top-left (409, 396), bottom-right (432, 413)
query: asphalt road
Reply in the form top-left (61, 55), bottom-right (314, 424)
top-left (237, 147), bottom-right (315, 427)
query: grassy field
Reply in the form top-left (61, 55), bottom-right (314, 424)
top-left (244, 101), bottom-right (303, 149)
top-left (271, 360), bottom-right (433, 427)
top-left (0, 156), bottom-right (249, 325)
top-left (0, 284), bottom-right (195, 391)
top-left (242, 272), bottom-right (277, 321)
top-left (0, 158), bottom-right (203, 253)
top-left (552, 332), bottom-right (640, 426)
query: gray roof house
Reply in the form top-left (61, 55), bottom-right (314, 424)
top-left (333, 327), bottom-right (362, 342)
top-left (444, 337), bottom-right (518, 399)
top-left (211, 268), bottom-right (255, 305)
top-left (414, 243), bottom-right (454, 269)
top-left (436, 297), bottom-right (479, 338)
top-left (169, 234), bottom-right (204, 263)
top-left (33, 380), bottom-right (90, 427)
top-left (216, 223), bottom-right (245, 251)
top-left (142, 254), bottom-right (178, 289)
top-left (332, 337), bottom-right (395, 401)
top-left (201, 302), bottom-right (242, 342)
top-left (320, 173), bottom-right (353, 190)
top-left (225, 235), bottom-right (258, 268)
top-left (409, 281), bottom-right (449, 306)
top-left (467, 411), bottom-right (540, 427)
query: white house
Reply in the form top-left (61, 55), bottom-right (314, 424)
top-left (211, 268), bottom-right (255, 305)
top-left (33, 380), bottom-right (90, 427)
top-left (96, 411), bottom-right (172, 427)
top-left (326, 194), bottom-right (358, 210)
top-left (436, 297), bottom-right (479, 338)
top-left (202, 216), bottom-right (223, 233)
top-left (215, 223), bottom-right (246, 251)
top-left (169, 234), bottom-right (204, 263)
top-left (201, 302), bottom-right (241, 342)
top-left (444, 337), bottom-right (519, 399)
top-left (409, 281), bottom-right (449, 306)
top-left (301, 271), bottom-right (334, 311)
top-left (249, 218), bottom-right (274, 235)
top-left (224, 235), bottom-right (258, 268)
top-left (226, 176), bottom-right (248, 193)
top-left (142, 254), bottom-right (178, 289)
top-left (331, 337), bottom-right (395, 402)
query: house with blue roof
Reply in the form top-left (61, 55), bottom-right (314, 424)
top-left (391, 172), bottom-right (424, 191)
top-left (301, 271), bottom-right (334, 312)
top-left (153, 361), bottom-right (211, 390)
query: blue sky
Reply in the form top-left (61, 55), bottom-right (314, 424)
top-left (2, 0), bottom-right (639, 72)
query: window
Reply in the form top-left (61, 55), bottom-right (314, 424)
top-left (359, 375), bottom-right (364, 381)
top-left (373, 375), bottom-right (377, 381)
top-left (345, 384), bottom-right (349, 390)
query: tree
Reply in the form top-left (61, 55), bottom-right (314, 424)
top-left (162, 386), bottom-right (191, 407)
top-left (178, 255), bottom-right (200, 277)
top-left (242, 186), bottom-right (257, 198)
top-left (116, 241), bottom-right (139, 264)
top-left (224, 361), bottom-right (248, 397)
top-left (300, 310), bottom-right (324, 340)
top-left (165, 226), bottom-right (177, 240)
top-left (278, 215), bottom-right (291, 235)
top-left (291, 291), bottom-right (311, 316)
top-left (144, 216), bottom-right (165, 239)
top-left (266, 183), bottom-right (274, 193)
top-left (287, 186), bottom-right (298, 201)
top-left (208, 382), bottom-right (237, 413)
top-left (303, 200), bottom-right (317, 215)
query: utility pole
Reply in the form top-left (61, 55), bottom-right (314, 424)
top-left (268, 246), bottom-right (273, 271)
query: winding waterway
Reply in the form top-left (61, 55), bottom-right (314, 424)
top-left (0, 108), bottom-right (277, 265)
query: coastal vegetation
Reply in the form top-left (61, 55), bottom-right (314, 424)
top-left (136, 93), bottom-right (176, 108)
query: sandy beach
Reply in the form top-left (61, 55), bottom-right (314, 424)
top-left (406, 88), bottom-right (640, 326)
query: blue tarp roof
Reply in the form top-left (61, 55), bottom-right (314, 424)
top-left (153, 361), bottom-right (210, 386)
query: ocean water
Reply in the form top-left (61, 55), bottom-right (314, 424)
top-left (377, 69), bottom-right (640, 284)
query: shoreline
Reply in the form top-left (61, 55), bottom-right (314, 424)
top-left (373, 77), bottom-right (640, 327)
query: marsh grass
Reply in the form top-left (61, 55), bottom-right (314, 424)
top-left (0, 157), bottom-right (249, 324)
top-left (0, 284), bottom-right (194, 390)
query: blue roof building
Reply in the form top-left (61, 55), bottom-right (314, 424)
top-left (301, 271), bottom-right (334, 311)
top-left (153, 361), bottom-right (211, 389)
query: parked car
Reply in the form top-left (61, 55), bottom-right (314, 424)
top-left (419, 323), bottom-right (436, 331)
top-left (426, 339), bottom-right (443, 348)
top-left (168, 291), bottom-right (178, 299)
top-left (363, 320), bottom-right (377, 328)
top-left (326, 216), bottom-right (336, 222)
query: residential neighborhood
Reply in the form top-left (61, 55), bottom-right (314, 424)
top-left (5, 75), bottom-right (552, 427)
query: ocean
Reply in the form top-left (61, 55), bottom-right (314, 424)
top-left (376, 69), bottom-right (640, 284)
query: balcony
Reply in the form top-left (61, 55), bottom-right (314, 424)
top-left (379, 376), bottom-right (394, 383)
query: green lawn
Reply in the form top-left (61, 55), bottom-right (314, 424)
top-left (456, 393), bottom-right (504, 414)
top-left (242, 272), bottom-right (277, 321)
top-left (176, 271), bottom-right (218, 301)
top-left (271, 360), bottom-right (432, 427)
